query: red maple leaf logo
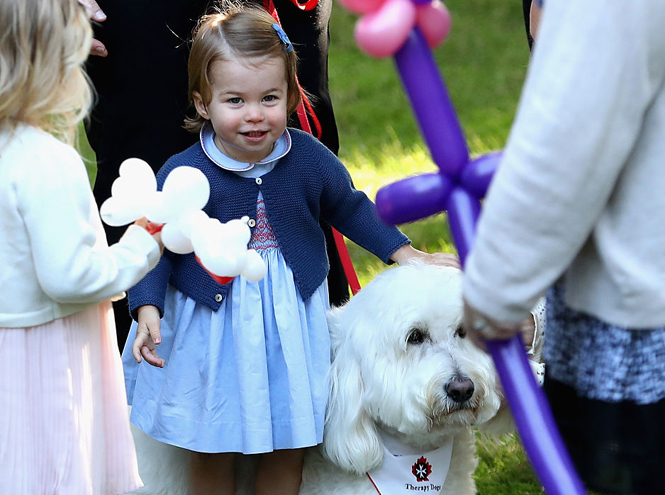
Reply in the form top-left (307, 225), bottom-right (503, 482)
top-left (412, 456), bottom-right (432, 482)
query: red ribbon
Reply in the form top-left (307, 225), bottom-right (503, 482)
top-left (287, 0), bottom-right (319, 11)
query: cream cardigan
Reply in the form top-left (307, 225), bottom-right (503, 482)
top-left (0, 125), bottom-right (161, 328)
top-left (463, 0), bottom-right (665, 328)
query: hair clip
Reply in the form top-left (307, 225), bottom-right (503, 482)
top-left (271, 24), bottom-right (294, 53)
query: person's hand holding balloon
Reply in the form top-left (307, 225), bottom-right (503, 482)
top-left (463, 301), bottom-right (524, 352)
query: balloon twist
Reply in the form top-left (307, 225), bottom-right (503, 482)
top-left (100, 159), bottom-right (267, 284)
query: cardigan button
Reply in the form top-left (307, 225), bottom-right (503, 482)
top-left (214, 294), bottom-right (223, 303)
top-left (248, 218), bottom-right (256, 228)
top-left (255, 177), bottom-right (263, 185)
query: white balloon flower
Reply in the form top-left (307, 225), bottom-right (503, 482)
top-left (100, 160), bottom-right (266, 283)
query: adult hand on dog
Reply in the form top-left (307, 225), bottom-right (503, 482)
top-left (390, 244), bottom-right (461, 269)
top-left (462, 301), bottom-right (524, 352)
top-left (133, 305), bottom-right (165, 368)
top-left (77, 0), bottom-right (108, 57)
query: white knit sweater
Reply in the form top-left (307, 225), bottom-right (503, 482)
top-left (0, 125), bottom-right (161, 327)
top-left (463, 0), bottom-right (665, 328)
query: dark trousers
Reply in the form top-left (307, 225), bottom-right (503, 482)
top-left (545, 377), bottom-right (665, 495)
top-left (86, 0), bottom-right (348, 349)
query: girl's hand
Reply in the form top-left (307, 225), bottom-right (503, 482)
top-left (132, 305), bottom-right (165, 368)
top-left (389, 244), bottom-right (461, 270)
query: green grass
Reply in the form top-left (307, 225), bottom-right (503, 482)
top-left (476, 436), bottom-right (543, 495)
top-left (328, 0), bottom-right (530, 156)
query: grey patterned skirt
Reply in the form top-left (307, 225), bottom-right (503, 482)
top-left (543, 283), bottom-right (665, 495)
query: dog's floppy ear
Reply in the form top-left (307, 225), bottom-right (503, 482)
top-left (322, 306), bottom-right (384, 475)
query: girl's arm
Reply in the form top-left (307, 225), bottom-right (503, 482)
top-left (317, 152), bottom-right (460, 268)
top-left (20, 140), bottom-right (162, 304)
top-left (317, 149), bottom-right (410, 263)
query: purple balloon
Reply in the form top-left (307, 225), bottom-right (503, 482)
top-left (393, 30), bottom-right (469, 179)
top-left (487, 337), bottom-right (587, 495)
top-left (374, 23), bottom-right (588, 495)
top-left (460, 152), bottom-right (503, 199)
top-left (376, 173), bottom-right (452, 225)
top-left (444, 188), bottom-right (480, 263)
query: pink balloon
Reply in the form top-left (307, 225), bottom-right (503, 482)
top-left (416, 0), bottom-right (452, 49)
top-left (354, 0), bottom-right (416, 58)
top-left (337, 0), bottom-right (385, 15)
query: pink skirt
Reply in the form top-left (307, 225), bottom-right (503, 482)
top-left (0, 302), bottom-right (142, 495)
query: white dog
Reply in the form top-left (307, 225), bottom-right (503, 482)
top-left (129, 264), bottom-right (511, 495)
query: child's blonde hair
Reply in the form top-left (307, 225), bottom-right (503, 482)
top-left (184, 5), bottom-right (301, 133)
top-left (0, 0), bottom-right (92, 144)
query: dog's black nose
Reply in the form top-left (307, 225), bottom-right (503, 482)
top-left (445, 377), bottom-right (475, 403)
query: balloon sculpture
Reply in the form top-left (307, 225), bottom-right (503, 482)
top-left (100, 158), bottom-right (267, 284)
top-left (336, 0), bottom-right (587, 494)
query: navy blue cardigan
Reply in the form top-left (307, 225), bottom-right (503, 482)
top-left (128, 129), bottom-right (410, 318)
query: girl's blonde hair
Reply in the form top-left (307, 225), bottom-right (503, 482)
top-left (0, 0), bottom-right (92, 144)
top-left (184, 5), bottom-right (301, 133)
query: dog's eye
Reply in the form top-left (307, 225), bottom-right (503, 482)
top-left (407, 328), bottom-right (428, 345)
top-left (455, 326), bottom-right (466, 339)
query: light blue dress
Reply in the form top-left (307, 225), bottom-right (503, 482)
top-left (122, 128), bottom-right (331, 454)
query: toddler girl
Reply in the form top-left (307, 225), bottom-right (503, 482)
top-left (0, 0), bottom-right (163, 493)
top-left (122, 5), bottom-right (457, 495)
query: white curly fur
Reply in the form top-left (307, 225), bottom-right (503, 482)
top-left (299, 264), bottom-right (511, 495)
top-left (128, 264), bottom-right (512, 495)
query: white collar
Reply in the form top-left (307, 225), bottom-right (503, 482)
top-left (199, 122), bottom-right (291, 172)
top-left (366, 430), bottom-right (454, 495)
